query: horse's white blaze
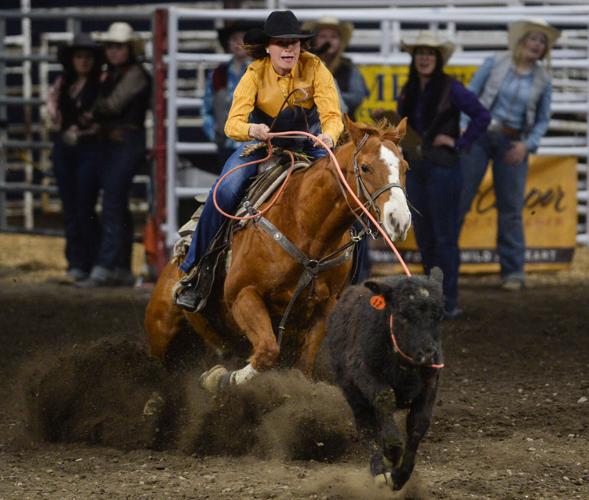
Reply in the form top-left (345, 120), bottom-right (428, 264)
top-left (380, 144), bottom-right (411, 240)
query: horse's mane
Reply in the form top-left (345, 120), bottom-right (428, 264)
top-left (337, 118), bottom-right (403, 146)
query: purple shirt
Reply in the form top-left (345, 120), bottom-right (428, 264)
top-left (406, 79), bottom-right (490, 151)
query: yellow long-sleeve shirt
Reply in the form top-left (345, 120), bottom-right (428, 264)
top-left (224, 51), bottom-right (343, 144)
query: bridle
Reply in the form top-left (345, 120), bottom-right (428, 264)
top-left (341, 133), bottom-right (407, 235)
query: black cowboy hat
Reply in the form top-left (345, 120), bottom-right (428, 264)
top-left (218, 21), bottom-right (262, 52)
top-left (57, 33), bottom-right (104, 67)
top-left (244, 10), bottom-right (313, 45)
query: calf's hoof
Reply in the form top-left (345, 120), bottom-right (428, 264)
top-left (373, 471), bottom-right (394, 489)
top-left (200, 364), bottom-right (229, 394)
top-left (142, 391), bottom-right (165, 417)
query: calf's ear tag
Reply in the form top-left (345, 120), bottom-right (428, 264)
top-left (370, 295), bottom-right (386, 310)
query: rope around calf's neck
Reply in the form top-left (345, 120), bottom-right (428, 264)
top-left (389, 315), bottom-right (445, 369)
top-left (210, 130), bottom-right (411, 277)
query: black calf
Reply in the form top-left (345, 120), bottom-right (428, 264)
top-left (326, 269), bottom-right (445, 490)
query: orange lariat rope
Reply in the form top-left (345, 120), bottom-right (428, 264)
top-left (211, 130), bottom-right (412, 277)
top-left (389, 315), bottom-right (445, 369)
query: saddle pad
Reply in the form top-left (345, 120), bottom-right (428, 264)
top-left (235, 151), bottom-right (311, 219)
top-left (172, 152), bottom-right (311, 262)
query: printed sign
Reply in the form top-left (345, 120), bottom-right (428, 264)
top-left (355, 65), bottom-right (479, 124)
top-left (370, 155), bottom-right (578, 272)
top-left (357, 65), bottom-right (578, 273)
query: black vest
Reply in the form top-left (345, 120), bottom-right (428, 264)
top-left (58, 78), bottom-right (100, 131)
top-left (400, 75), bottom-right (460, 167)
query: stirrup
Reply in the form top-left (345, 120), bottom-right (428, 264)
top-left (173, 283), bottom-right (207, 313)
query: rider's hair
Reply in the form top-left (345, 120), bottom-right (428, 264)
top-left (401, 49), bottom-right (446, 131)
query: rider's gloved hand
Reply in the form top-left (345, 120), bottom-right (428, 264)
top-left (248, 123), bottom-right (271, 141)
top-left (313, 133), bottom-right (334, 149)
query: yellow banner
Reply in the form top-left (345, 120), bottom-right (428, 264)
top-left (357, 65), bottom-right (578, 273)
top-left (370, 156), bottom-right (578, 273)
top-left (355, 65), bottom-right (479, 124)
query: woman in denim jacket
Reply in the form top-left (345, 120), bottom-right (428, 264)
top-left (459, 19), bottom-right (560, 291)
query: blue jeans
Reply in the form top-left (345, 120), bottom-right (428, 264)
top-left (459, 131), bottom-right (528, 281)
top-left (95, 129), bottom-right (146, 271)
top-left (406, 158), bottom-right (462, 312)
top-left (52, 139), bottom-right (102, 272)
top-left (180, 140), bottom-right (328, 273)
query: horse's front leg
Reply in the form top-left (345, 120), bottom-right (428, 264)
top-left (295, 319), bottom-right (326, 377)
top-left (391, 372), bottom-right (439, 490)
top-left (200, 285), bottom-right (278, 393)
top-left (296, 298), bottom-right (335, 377)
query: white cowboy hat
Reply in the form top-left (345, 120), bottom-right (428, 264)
top-left (303, 16), bottom-right (354, 48)
top-left (508, 18), bottom-right (560, 55)
top-left (99, 22), bottom-right (144, 55)
top-left (401, 31), bottom-right (455, 65)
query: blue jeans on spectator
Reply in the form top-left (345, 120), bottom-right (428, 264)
top-left (180, 140), bottom-right (328, 273)
top-left (406, 158), bottom-right (462, 313)
top-left (52, 138), bottom-right (102, 273)
top-left (459, 131), bottom-right (528, 282)
top-left (94, 129), bottom-right (146, 272)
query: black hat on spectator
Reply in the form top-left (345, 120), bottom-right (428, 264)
top-left (218, 21), bottom-right (262, 52)
top-left (58, 33), bottom-right (104, 68)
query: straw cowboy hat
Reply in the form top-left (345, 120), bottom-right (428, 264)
top-left (401, 31), bottom-right (456, 65)
top-left (57, 33), bottom-right (104, 67)
top-left (99, 22), bottom-right (144, 55)
top-left (302, 16), bottom-right (354, 48)
top-left (508, 18), bottom-right (560, 55)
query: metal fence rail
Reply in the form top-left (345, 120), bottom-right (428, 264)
top-left (163, 5), bottom-right (589, 247)
top-left (0, 8), bottom-right (157, 233)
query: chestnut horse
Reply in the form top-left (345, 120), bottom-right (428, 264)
top-left (145, 116), bottom-right (411, 392)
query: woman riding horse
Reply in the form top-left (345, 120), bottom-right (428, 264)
top-left (175, 10), bottom-right (343, 311)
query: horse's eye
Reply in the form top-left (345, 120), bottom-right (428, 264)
top-left (361, 163), bottom-right (371, 173)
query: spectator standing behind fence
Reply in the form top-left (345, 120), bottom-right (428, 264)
top-left (76, 22), bottom-right (152, 288)
top-left (459, 19), bottom-right (560, 292)
top-left (397, 31), bottom-right (491, 318)
top-left (202, 22), bottom-right (257, 167)
top-left (303, 16), bottom-right (369, 120)
top-left (47, 34), bottom-right (104, 283)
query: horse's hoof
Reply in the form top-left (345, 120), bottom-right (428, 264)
top-left (200, 364), bottom-right (229, 394)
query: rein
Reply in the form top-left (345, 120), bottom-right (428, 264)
top-left (209, 129), bottom-right (412, 346)
top-left (268, 130), bottom-right (411, 277)
top-left (389, 314), bottom-right (445, 370)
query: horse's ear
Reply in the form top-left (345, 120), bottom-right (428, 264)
top-left (344, 113), bottom-right (365, 145)
top-left (396, 117), bottom-right (407, 141)
top-left (382, 116), bottom-right (407, 144)
top-left (364, 279), bottom-right (393, 296)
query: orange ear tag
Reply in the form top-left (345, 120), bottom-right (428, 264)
top-left (370, 295), bottom-right (386, 310)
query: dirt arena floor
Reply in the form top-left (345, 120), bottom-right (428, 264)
top-left (0, 233), bottom-right (588, 499)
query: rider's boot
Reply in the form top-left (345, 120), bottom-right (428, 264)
top-left (173, 265), bottom-right (207, 312)
top-left (174, 283), bottom-right (206, 312)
